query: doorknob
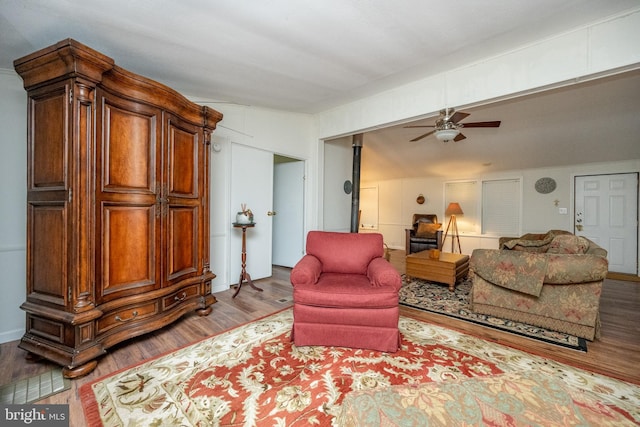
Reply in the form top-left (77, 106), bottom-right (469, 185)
top-left (576, 212), bottom-right (583, 231)
top-left (267, 211), bottom-right (277, 216)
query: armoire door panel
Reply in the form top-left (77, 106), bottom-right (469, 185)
top-left (29, 204), bottom-right (67, 306)
top-left (99, 204), bottom-right (159, 302)
top-left (100, 96), bottom-right (158, 194)
top-left (167, 118), bottom-right (199, 198)
top-left (31, 86), bottom-right (68, 190)
top-left (167, 206), bottom-right (199, 281)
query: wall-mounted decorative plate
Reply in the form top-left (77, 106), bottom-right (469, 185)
top-left (535, 177), bottom-right (557, 194)
top-left (343, 180), bottom-right (352, 194)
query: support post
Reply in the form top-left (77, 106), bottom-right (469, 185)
top-left (350, 134), bottom-right (363, 233)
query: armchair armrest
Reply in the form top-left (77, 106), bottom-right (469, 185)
top-left (290, 255), bottom-right (322, 286)
top-left (405, 229), bottom-right (413, 254)
top-left (367, 257), bottom-right (402, 290)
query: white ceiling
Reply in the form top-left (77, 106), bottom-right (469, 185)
top-left (1, 0), bottom-right (639, 180)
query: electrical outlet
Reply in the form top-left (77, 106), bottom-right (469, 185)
top-left (559, 207), bottom-right (568, 214)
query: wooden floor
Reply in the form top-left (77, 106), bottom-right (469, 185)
top-left (0, 254), bottom-right (638, 426)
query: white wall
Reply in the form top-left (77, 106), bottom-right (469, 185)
top-left (364, 159), bottom-right (640, 261)
top-left (0, 70), bottom-right (27, 343)
top-left (322, 137), bottom-right (352, 232)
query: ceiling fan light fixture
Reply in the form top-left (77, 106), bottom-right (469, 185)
top-left (435, 128), bottom-right (460, 142)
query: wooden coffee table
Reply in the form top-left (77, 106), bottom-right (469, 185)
top-left (405, 251), bottom-right (469, 291)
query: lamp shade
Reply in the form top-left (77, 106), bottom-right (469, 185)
top-left (445, 202), bottom-right (463, 216)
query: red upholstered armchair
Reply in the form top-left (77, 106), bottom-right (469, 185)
top-left (290, 231), bottom-right (402, 353)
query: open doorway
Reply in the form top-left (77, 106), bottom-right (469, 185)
top-left (230, 145), bottom-right (305, 282)
top-left (273, 155), bottom-right (305, 267)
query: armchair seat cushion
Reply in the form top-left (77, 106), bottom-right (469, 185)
top-left (409, 236), bottom-right (439, 244)
top-left (293, 273), bottom-right (399, 308)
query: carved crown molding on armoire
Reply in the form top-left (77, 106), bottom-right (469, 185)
top-left (14, 39), bottom-right (223, 378)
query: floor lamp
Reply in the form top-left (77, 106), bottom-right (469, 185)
top-left (443, 202), bottom-right (463, 253)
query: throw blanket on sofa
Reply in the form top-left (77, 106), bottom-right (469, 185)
top-left (501, 234), bottom-right (555, 251)
top-left (471, 250), bottom-right (547, 297)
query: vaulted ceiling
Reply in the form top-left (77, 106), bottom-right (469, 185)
top-left (2, 1), bottom-right (639, 180)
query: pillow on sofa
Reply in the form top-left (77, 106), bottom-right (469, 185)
top-left (547, 235), bottom-right (590, 254)
top-left (416, 222), bottom-right (441, 238)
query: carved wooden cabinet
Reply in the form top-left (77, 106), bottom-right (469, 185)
top-left (14, 39), bottom-right (222, 378)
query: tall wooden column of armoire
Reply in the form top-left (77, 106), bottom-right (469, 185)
top-left (14, 39), bottom-right (223, 378)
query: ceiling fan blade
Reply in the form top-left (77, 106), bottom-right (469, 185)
top-left (460, 120), bottom-right (501, 128)
top-left (453, 133), bottom-right (467, 142)
top-left (450, 111), bottom-right (470, 123)
top-left (410, 130), bottom-right (435, 142)
top-left (404, 125), bottom-right (435, 128)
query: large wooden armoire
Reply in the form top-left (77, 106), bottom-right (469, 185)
top-left (14, 39), bottom-right (223, 378)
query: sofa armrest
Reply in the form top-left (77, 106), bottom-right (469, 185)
top-left (367, 257), bottom-right (402, 290)
top-left (545, 254), bottom-right (608, 284)
top-left (290, 255), bottom-right (322, 286)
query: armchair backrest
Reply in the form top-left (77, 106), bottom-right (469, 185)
top-left (412, 214), bottom-right (438, 230)
top-left (306, 231), bottom-right (383, 275)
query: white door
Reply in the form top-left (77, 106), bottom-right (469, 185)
top-left (230, 144), bottom-right (273, 282)
top-left (273, 160), bottom-right (305, 267)
top-left (574, 173), bottom-right (638, 274)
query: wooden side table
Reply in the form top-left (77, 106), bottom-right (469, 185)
top-left (232, 222), bottom-right (263, 298)
top-left (405, 251), bottom-right (469, 291)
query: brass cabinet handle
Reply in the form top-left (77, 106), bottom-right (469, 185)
top-left (115, 311), bottom-right (138, 322)
top-left (174, 292), bottom-right (187, 302)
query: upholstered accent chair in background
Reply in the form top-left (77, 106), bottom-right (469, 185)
top-left (405, 214), bottom-right (443, 255)
top-left (290, 231), bottom-right (402, 352)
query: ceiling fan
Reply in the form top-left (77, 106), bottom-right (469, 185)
top-left (405, 108), bottom-right (501, 142)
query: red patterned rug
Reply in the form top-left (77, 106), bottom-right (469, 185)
top-left (81, 308), bottom-right (639, 426)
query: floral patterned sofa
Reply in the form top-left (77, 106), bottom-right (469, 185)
top-left (469, 231), bottom-right (608, 340)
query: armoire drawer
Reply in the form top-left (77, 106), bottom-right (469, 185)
top-left (162, 284), bottom-right (200, 311)
top-left (97, 301), bottom-right (158, 335)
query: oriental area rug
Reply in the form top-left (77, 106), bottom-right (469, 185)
top-left (399, 276), bottom-right (588, 351)
top-left (80, 309), bottom-right (639, 427)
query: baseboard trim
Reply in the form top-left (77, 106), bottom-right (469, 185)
top-left (0, 328), bottom-right (24, 345)
top-left (607, 271), bottom-right (640, 282)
